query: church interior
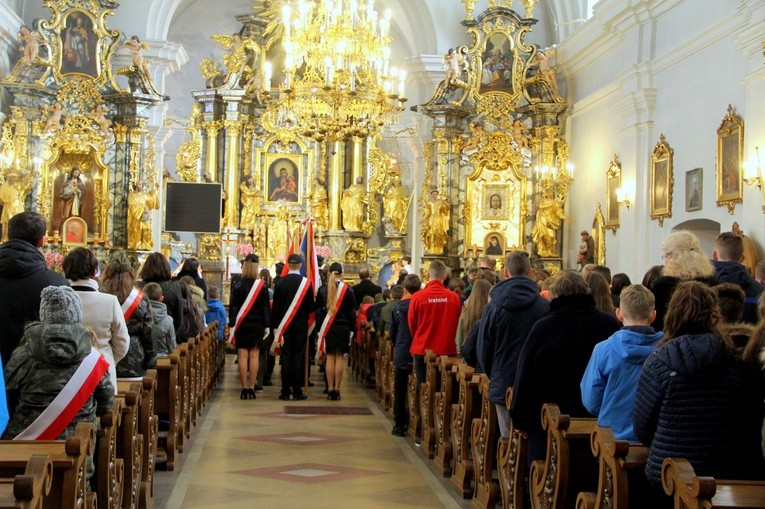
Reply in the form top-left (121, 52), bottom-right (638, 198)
top-left (0, 0), bottom-right (764, 507)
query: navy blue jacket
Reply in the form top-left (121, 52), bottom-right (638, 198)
top-left (272, 273), bottom-right (315, 338)
top-left (477, 276), bottom-right (549, 404)
top-left (633, 333), bottom-right (765, 489)
top-left (511, 294), bottom-right (620, 463)
top-left (389, 298), bottom-right (413, 369)
top-left (713, 260), bottom-right (764, 324)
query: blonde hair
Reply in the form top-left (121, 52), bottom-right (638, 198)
top-left (618, 284), bottom-right (655, 321)
top-left (242, 259), bottom-right (259, 279)
top-left (459, 279), bottom-right (490, 339)
top-left (585, 271), bottom-right (615, 316)
top-left (327, 271), bottom-right (341, 316)
top-left (660, 231), bottom-right (714, 280)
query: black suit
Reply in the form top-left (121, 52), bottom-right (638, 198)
top-left (352, 279), bottom-right (382, 307)
top-left (272, 273), bottom-right (315, 397)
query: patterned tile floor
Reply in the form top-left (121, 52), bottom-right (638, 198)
top-left (154, 356), bottom-right (472, 508)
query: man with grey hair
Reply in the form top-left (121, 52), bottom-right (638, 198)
top-left (408, 260), bottom-right (462, 384)
top-left (477, 250), bottom-right (549, 437)
top-left (352, 266), bottom-right (382, 307)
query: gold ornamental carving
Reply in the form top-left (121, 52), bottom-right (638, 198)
top-left (176, 106), bottom-right (203, 183)
top-left (198, 234), bottom-right (221, 261)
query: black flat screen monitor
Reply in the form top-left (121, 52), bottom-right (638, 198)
top-left (164, 182), bottom-right (222, 233)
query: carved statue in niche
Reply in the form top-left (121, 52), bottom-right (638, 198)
top-left (341, 177), bottom-right (367, 231)
top-left (239, 175), bottom-right (259, 231)
top-left (532, 189), bottom-right (565, 258)
top-left (422, 189), bottom-right (450, 254)
top-left (0, 173), bottom-right (32, 240)
top-left (127, 181), bottom-right (159, 250)
top-left (56, 166), bottom-right (87, 232)
top-left (383, 171), bottom-right (408, 233)
top-left (305, 178), bottom-right (328, 231)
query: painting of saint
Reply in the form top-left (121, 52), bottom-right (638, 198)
top-left (60, 11), bottom-right (98, 78)
top-left (267, 157), bottom-right (300, 202)
top-left (653, 160), bottom-right (668, 213)
top-left (720, 133), bottom-right (740, 197)
top-left (607, 177), bottom-right (619, 224)
top-left (63, 217), bottom-right (87, 245)
top-left (485, 234), bottom-right (504, 255)
top-left (482, 185), bottom-right (509, 220)
top-left (52, 166), bottom-right (96, 236)
top-left (480, 33), bottom-right (514, 94)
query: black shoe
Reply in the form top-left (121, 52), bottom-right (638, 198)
top-left (255, 385), bottom-right (264, 392)
top-left (335, 390), bottom-right (341, 400)
top-left (391, 426), bottom-right (407, 437)
top-left (293, 393), bottom-right (308, 400)
top-left (323, 387), bottom-right (329, 394)
top-left (248, 389), bottom-right (257, 399)
top-left (278, 393), bottom-right (291, 401)
top-left (307, 381), bottom-right (315, 387)
top-left (240, 389), bottom-right (248, 400)
top-left (263, 379), bottom-right (273, 386)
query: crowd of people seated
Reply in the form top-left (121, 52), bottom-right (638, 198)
top-left (1, 209), bottom-right (764, 504)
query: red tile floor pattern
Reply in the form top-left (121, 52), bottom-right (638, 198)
top-left (232, 462), bottom-right (387, 484)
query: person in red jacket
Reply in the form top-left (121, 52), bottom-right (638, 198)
top-left (408, 260), bottom-right (462, 384)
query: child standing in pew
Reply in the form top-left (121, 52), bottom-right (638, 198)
top-left (3, 285), bottom-right (114, 440)
top-left (580, 284), bottom-right (663, 442)
top-left (144, 282), bottom-right (176, 357)
top-left (205, 286), bottom-right (227, 343)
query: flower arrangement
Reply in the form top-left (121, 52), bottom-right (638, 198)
top-left (44, 251), bottom-right (64, 273)
top-left (234, 243), bottom-right (254, 258)
top-left (315, 245), bottom-right (332, 260)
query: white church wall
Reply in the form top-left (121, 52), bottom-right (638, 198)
top-left (561, 0), bottom-right (764, 282)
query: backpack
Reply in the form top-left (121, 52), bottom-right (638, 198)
top-left (176, 286), bottom-right (202, 342)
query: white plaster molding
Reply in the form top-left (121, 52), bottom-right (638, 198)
top-left (0, 1), bottom-right (21, 48)
top-left (568, 81), bottom-right (620, 118)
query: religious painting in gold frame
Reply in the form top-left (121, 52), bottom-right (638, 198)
top-left (58, 10), bottom-right (99, 78)
top-left (484, 232), bottom-right (505, 256)
top-left (479, 32), bottom-right (517, 96)
top-left (481, 183), bottom-right (511, 221)
top-left (686, 168), bottom-right (703, 212)
top-left (265, 153), bottom-right (301, 203)
top-left (605, 155), bottom-right (621, 233)
top-left (62, 217), bottom-right (87, 246)
top-left (716, 105), bottom-right (743, 214)
top-left (650, 134), bottom-right (674, 226)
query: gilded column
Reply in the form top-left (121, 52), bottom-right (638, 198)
top-left (329, 141), bottom-right (344, 230)
top-left (224, 120), bottom-right (242, 229)
top-left (351, 136), bottom-right (364, 182)
top-left (204, 121), bottom-right (221, 182)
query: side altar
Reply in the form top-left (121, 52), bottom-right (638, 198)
top-left (0, 0), bottom-right (167, 259)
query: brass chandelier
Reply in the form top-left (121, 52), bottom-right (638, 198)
top-left (263, 0), bottom-right (406, 142)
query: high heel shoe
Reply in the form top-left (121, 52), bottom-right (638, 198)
top-left (248, 388), bottom-right (257, 399)
top-left (240, 389), bottom-right (248, 400)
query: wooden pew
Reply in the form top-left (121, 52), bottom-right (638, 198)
top-left (528, 404), bottom-right (597, 509)
top-left (382, 339), bottom-right (393, 413)
top-left (662, 457), bottom-right (765, 509)
top-left (498, 388), bottom-right (527, 509)
top-left (433, 356), bottom-right (461, 477)
top-left (155, 354), bottom-right (180, 471)
top-left (386, 338), bottom-right (396, 419)
top-left (0, 422), bottom-right (95, 509)
top-left (407, 371), bottom-right (421, 441)
top-left (364, 328), bottom-right (378, 388)
top-left (419, 350), bottom-right (439, 459)
top-left (136, 371), bottom-right (158, 509)
top-left (575, 426), bottom-right (651, 509)
top-left (451, 365), bottom-right (481, 499)
top-left (177, 343), bottom-right (190, 449)
top-left (471, 373), bottom-right (499, 509)
top-left (375, 335), bottom-right (384, 403)
top-left (115, 383), bottom-right (143, 509)
top-left (186, 336), bottom-right (199, 430)
top-left (0, 455), bottom-right (52, 509)
top-left (95, 400), bottom-right (125, 509)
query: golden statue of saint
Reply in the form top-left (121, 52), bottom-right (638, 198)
top-left (306, 178), bottom-right (329, 231)
top-left (0, 174), bottom-right (32, 240)
top-left (239, 176), bottom-right (259, 231)
top-left (127, 182), bottom-right (159, 250)
top-left (422, 189), bottom-right (449, 254)
top-left (532, 190), bottom-right (565, 258)
top-left (340, 177), bottom-right (367, 232)
top-left (383, 172), bottom-right (408, 233)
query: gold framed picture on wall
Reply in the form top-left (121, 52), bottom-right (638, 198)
top-left (481, 183), bottom-right (511, 221)
top-left (605, 154), bottom-right (621, 233)
top-left (716, 105), bottom-right (743, 214)
top-left (686, 168), bottom-right (703, 212)
top-left (265, 153), bottom-right (301, 203)
top-left (650, 134), bottom-right (674, 226)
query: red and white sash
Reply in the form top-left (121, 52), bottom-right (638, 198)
top-left (121, 288), bottom-right (144, 321)
top-left (274, 277), bottom-right (310, 347)
top-left (229, 279), bottom-right (265, 345)
top-left (14, 348), bottom-right (109, 441)
top-left (317, 282), bottom-right (348, 354)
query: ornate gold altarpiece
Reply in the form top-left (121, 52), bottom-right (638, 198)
top-left (0, 0), bottom-right (166, 258)
top-left (419, 2), bottom-right (570, 275)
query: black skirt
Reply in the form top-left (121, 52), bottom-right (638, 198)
top-left (235, 322), bottom-right (265, 350)
top-left (325, 324), bottom-right (351, 355)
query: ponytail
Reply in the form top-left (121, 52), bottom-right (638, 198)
top-left (327, 271), bottom-right (340, 315)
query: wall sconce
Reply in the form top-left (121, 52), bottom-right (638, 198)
top-left (744, 146), bottom-right (762, 188)
top-left (615, 188), bottom-right (631, 209)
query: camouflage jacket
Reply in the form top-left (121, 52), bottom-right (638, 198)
top-left (3, 322), bottom-right (114, 439)
top-left (150, 299), bottom-right (176, 357)
top-left (116, 294), bottom-right (156, 378)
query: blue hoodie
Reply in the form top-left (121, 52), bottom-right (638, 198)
top-left (205, 298), bottom-right (228, 342)
top-left (581, 326), bottom-right (663, 442)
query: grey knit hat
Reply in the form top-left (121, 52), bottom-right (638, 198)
top-left (39, 285), bottom-right (83, 324)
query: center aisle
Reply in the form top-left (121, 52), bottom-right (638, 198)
top-left (155, 356), bottom-right (470, 508)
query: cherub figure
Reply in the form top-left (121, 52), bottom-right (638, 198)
top-left (532, 46), bottom-right (558, 93)
top-left (212, 32), bottom-right (260, 81)
top-left (512, 120), bottom-right (529, 149)
top-left (19, 25), bottom-right (46, 67)
top-left (43, 102), bottom-right (64, 133)
top-left (444, 48), bottom-right (463, 85)
top-left (93, 104), bottom-right (111, 136)
top-left (122, 36), bottom-right (151, 81)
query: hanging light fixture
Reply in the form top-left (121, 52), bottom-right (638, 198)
top-left (263, 0), bottom-right (406, 142)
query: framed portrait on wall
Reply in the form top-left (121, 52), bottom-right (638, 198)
top-left (481, 183), bottom-right (511, 221)
top-left (265, 153), bottom-right (301, 203)
top-left (605, 155), bottom-right (621, 233)
top-left (484, 232), bottom-right (505, 255)
top-left (62, 217), bottom-right (87, 246)
top-left (716, 105), bottom-right (743, 214)
top-left (686, 168), bottom-right (703, 212)
top-left (59, 10), bottom-right (99, 78)
top-left (650, 134), bottom-right (674, 226)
